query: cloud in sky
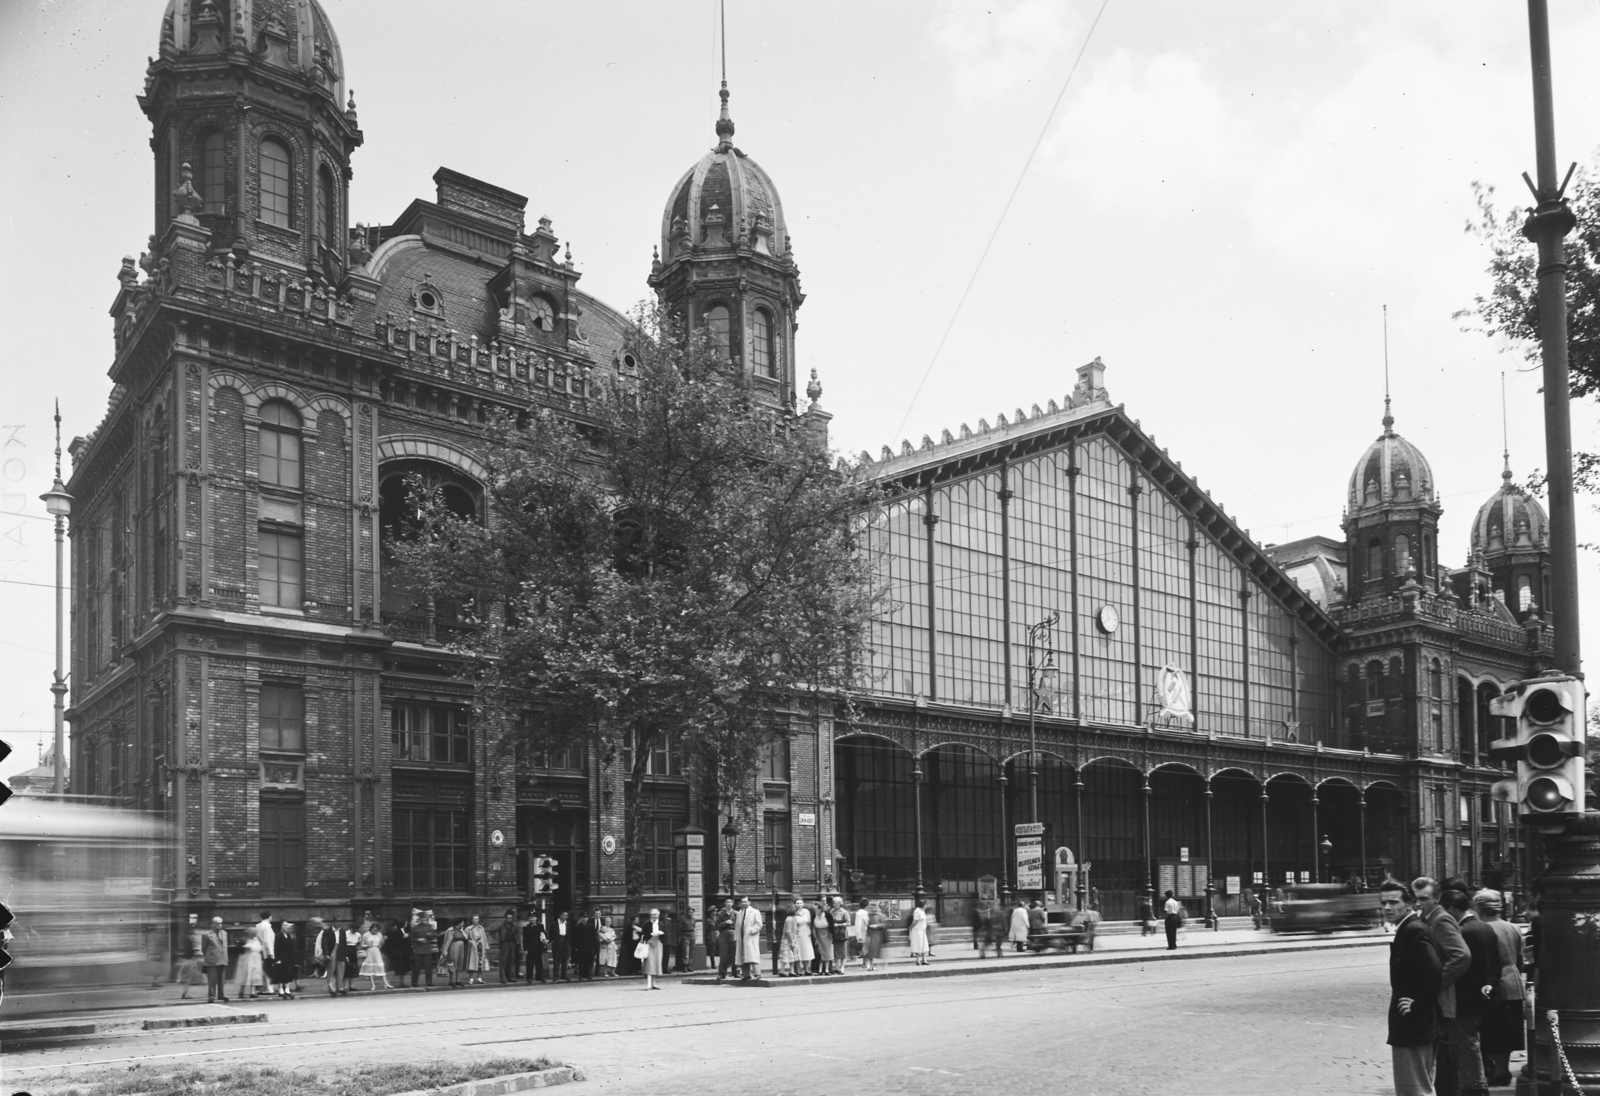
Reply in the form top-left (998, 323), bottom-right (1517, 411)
top-left (930, 0), bottom-right (1087, 103)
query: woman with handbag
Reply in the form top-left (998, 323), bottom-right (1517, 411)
top-left (359, 921), bottom-right (391, 990)
top-left (635, 909), bottom-right (665, 990)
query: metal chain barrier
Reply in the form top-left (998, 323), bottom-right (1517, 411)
top-left (1548, 1009), bottom-right (1585, 1095)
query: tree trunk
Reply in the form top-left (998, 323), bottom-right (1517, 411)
top-left (621, 723), bottom-right (656, 972)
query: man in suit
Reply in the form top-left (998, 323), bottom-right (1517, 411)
top-left (494, 909), bottom-right (522, 984)
top-left (734, 895), bottom-right (763, 981)
top-left (1413, 877), bottom-right (1470, 1096)
top-left (714, 898), bottom-right (737, 980)
top-left (1440, 887), bottom-right (1495, 1096)
top-left (1382, 878), bottom-right (1442, 1095)
top-left (522, 913), bottom-right (548, 983)
top-left (572, 908), bottom-right (600, 981)
top-left (201, 916), bottom-right (231, 1003)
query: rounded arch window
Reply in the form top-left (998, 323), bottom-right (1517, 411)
top-left (378, 460), bottom-right (481, 622)
top-left (704, 304), bottom-right (731, 358)
top-left (259, 136), bottom-right (292, 228)
top-left (529, 296), bottom-right (556, 332)
top-left (750, 307), bottom-right (775, 377)
top-left (200, 130), bottom-right (226, 214)
top-left (1518, 574), bottom-right (1532, 613)
top-left (318, 163), bottom-right (337, 244)
top-left (1394, 534), bottom-right (1411, 574)
top-left (1366, 539), bottom-right (1382, 581)
top-left (1429, 658), bottom-right (1442, 699)
top-left (1365, 660), bottom-right (1384, 701)
top-left (258, 400), bottom-right (302, 490)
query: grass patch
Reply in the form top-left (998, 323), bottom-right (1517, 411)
top-left (33, 1056), bottom-right (560, 1096)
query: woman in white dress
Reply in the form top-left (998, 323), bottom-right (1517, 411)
top-left (790, 901), bottom-right (816, 976)
top-left (639, 909), bottom-right (666, 991)
top-left (359, 923), bottom-right (391, 990)
top-left (235, 933), bottom-right (264, 1000)
top-left (908, 898), bottom-right (930, 965)
top-left (597, 916), bottom-right (618, 978)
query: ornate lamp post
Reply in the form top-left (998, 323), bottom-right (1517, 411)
top-left (40, 402), bottom-right (72, 796)
top-left (1319, 835), bottom-right (1333, 885)
top-left (721, 815), bottom-right (742, 903)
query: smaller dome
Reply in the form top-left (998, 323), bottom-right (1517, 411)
top-left (1470, 460), bottom-right (1549, 559)
top-left (1346, 403), bottom-right (1436, 512)
top-left (161, 0), bottom-right (346, 102)
top-left (659, 84), bottom-right (789, 263)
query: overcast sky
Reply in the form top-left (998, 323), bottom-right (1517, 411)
top-left (3, 0), bottom-right (1599, 784)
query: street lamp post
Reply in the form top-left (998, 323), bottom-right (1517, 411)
top-left (40, 401), bottom-right (72, 797)
top-left (1024, 613), bottom-right (1059, 828)
top-left (721, 815), bottom-right (741, 903)
top-left (1319, 835), bottom-right (1333, 885)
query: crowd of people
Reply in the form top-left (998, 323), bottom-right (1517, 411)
top-left (1381, 876), bottom-right (1529, 1096)
top-left (178, 906), bottom-right (691, 1000)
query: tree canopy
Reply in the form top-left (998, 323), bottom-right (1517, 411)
top-left (392, 303), bottom-right (882, 905)
top-left (1459, 157), bottom-right (1600, 495)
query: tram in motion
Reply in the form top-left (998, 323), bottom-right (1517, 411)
top-left (0, 796), bottom-right (170, 992)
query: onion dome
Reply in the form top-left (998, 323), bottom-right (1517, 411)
top-left (659, 82), bottom-right (790, 262)
top-left (1471, 456), bottom-right (1549, 559)
top-left (161, 0), bottom-right (346, 102)
top-left (1346, 400), bottom-right (1436, 512)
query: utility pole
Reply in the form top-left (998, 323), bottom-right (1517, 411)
top-left (1518, 4), bottom-right (1595, 1093)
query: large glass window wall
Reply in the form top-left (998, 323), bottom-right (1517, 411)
top-left (862, 431), bottom-right (1338, 740)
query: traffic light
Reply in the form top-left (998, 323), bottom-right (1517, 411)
top-left (1488, 674), bottom-right (1587, 826)
top-left (0, 900), bottom-right (13, 975)
top-left (532, 855), bottom-right (560, 895)
top-left (0, 736), bottom-right (11, 806)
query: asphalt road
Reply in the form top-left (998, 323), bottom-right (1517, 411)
top-left (7, 946), bottom-right (1400, 1096)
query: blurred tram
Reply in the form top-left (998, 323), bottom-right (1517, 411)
top-left (0, 797), bottom-right (170, 991)
top-left (1271, 882), bottom-right (1380, 933)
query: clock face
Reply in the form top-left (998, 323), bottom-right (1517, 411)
top-left (1097, 605), bottom-right (1120, 633)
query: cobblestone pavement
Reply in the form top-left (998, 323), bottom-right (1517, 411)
top-left (8, 945), bottom-right (1407, 1095)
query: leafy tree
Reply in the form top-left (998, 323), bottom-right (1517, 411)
top-left (1458, 158), bottom-right (1600, 496)
top-left (393, 303), bottom-right (881, 923)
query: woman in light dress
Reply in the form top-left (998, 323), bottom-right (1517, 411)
top-left (639, 909), bottom-right (666, 990)
top-left (235, 932), bottom-right (264, 1000)
top-left (864, 902), bottom-right (886, 971)
top-left (786, 901), bottom-right (815, 977)
top-left (441, 919), bottom-right (468, 988)
top-left (359, 921), bottom-right (391, 990)
top-left (908, 898), bottom-right (930, 965)
top-left (463, 914), bottom-right (489, 985)
top-left (597, 916), bottom-right (618, 978)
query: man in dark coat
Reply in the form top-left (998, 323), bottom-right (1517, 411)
top-left (1414, 876), bottom-right (1470, 1096)
top-left (1440, 888), bottom-right (1495, 1096)
top-left (522, 913), bottom-right (548, 983)
top-left (201, 916), bottom-right (231, 1002)
top-left (408, 911), bottom-right (438, 988)
top-left (572, 908), bottom-right (601, 981)
top-left (494, 909), bottom-right (522, 984)
top-left (714, 898), bottom-right (737, 980)
top-left (1381, 878), bottom-right (1442, 1095)
top-left (1027, 899), bottom-right (1046, 952)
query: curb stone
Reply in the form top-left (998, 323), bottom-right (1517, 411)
top-left (385, 1066), bottom-right (586, 1096)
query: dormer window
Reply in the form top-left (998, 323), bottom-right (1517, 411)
top-left (1394, 470), bottom-right (1411, 498)
top-left (529, 296), bottom-right (556, 332)
top-left (412, 275), bottom-right (444, 318)
top-left (1364, 478), bottom-right (1379, 504)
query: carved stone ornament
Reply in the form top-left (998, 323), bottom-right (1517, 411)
top-left (173, 162), bottom-right (204, 221)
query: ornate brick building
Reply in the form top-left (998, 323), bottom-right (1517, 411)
top-left (69, 0), bottom-right (1553, 932)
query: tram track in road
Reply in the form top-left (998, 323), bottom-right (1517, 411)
top-left (6, 948), bottom-right (1383, 1078)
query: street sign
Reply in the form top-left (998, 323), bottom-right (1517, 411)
top-left (1016, 832), bottom-right (1043, 889)
top-left (1014, 822), bottom-right (1045, 837)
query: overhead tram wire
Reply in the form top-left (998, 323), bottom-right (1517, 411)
top-left (890, 0), bottom-right (1112, 443)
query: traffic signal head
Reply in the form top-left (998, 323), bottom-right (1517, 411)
top-left (0, 900), bottom-right (13, 974)
top-left (1489, 675), bottom-right (1587, 824)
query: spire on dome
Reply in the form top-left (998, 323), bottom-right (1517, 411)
top-left (1501, 370), bottom-right (1513, 483)
top-left (715, 0), bottom-right (735, 148)
top-left (1381, 304), bottom-right (1394, 434)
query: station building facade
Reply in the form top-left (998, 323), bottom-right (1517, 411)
top-left (67, 0), bottom-right (1553, 931)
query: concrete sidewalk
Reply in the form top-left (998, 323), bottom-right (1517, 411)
top-left (686, 924), bottom-right (1388, 985)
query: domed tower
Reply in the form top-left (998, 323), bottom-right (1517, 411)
top-left (648, 78), bottom-right (803, 411)
top-left (1469, 456), bottom-right (1551, 621)
top-left (1342, 400), bottom-right (1443, 599)
top-left (142, 0), bottom-right (362, 279)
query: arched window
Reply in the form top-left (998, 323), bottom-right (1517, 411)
top-left (1422, 532), bottom-right (1433, 579)
top-left (1430, 659), bottom-right (1442, 699)
top-left (1395, 534), bottom-right (1411, 574)
top-left (1366, 660), bottom-right (1384, 701)
top-left (1367, 539), bottom-right (1382, 581)
top-left (260, 137), bottom-right (292, 228)
top-left (751, 307), bottom-right (774, 377)
top-left (318, 164), bottom-right (337, 244)
top-left (201, 130), bottom-right (226, 214)
top-left (258, 401), bottom-right (302, 490)
top-left (1518, 575), bottom-right (1532, 613)
top-left (705, 304), bottom-right (730, 358)
top-left (1388, 657), bottom-right (1403, 697)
